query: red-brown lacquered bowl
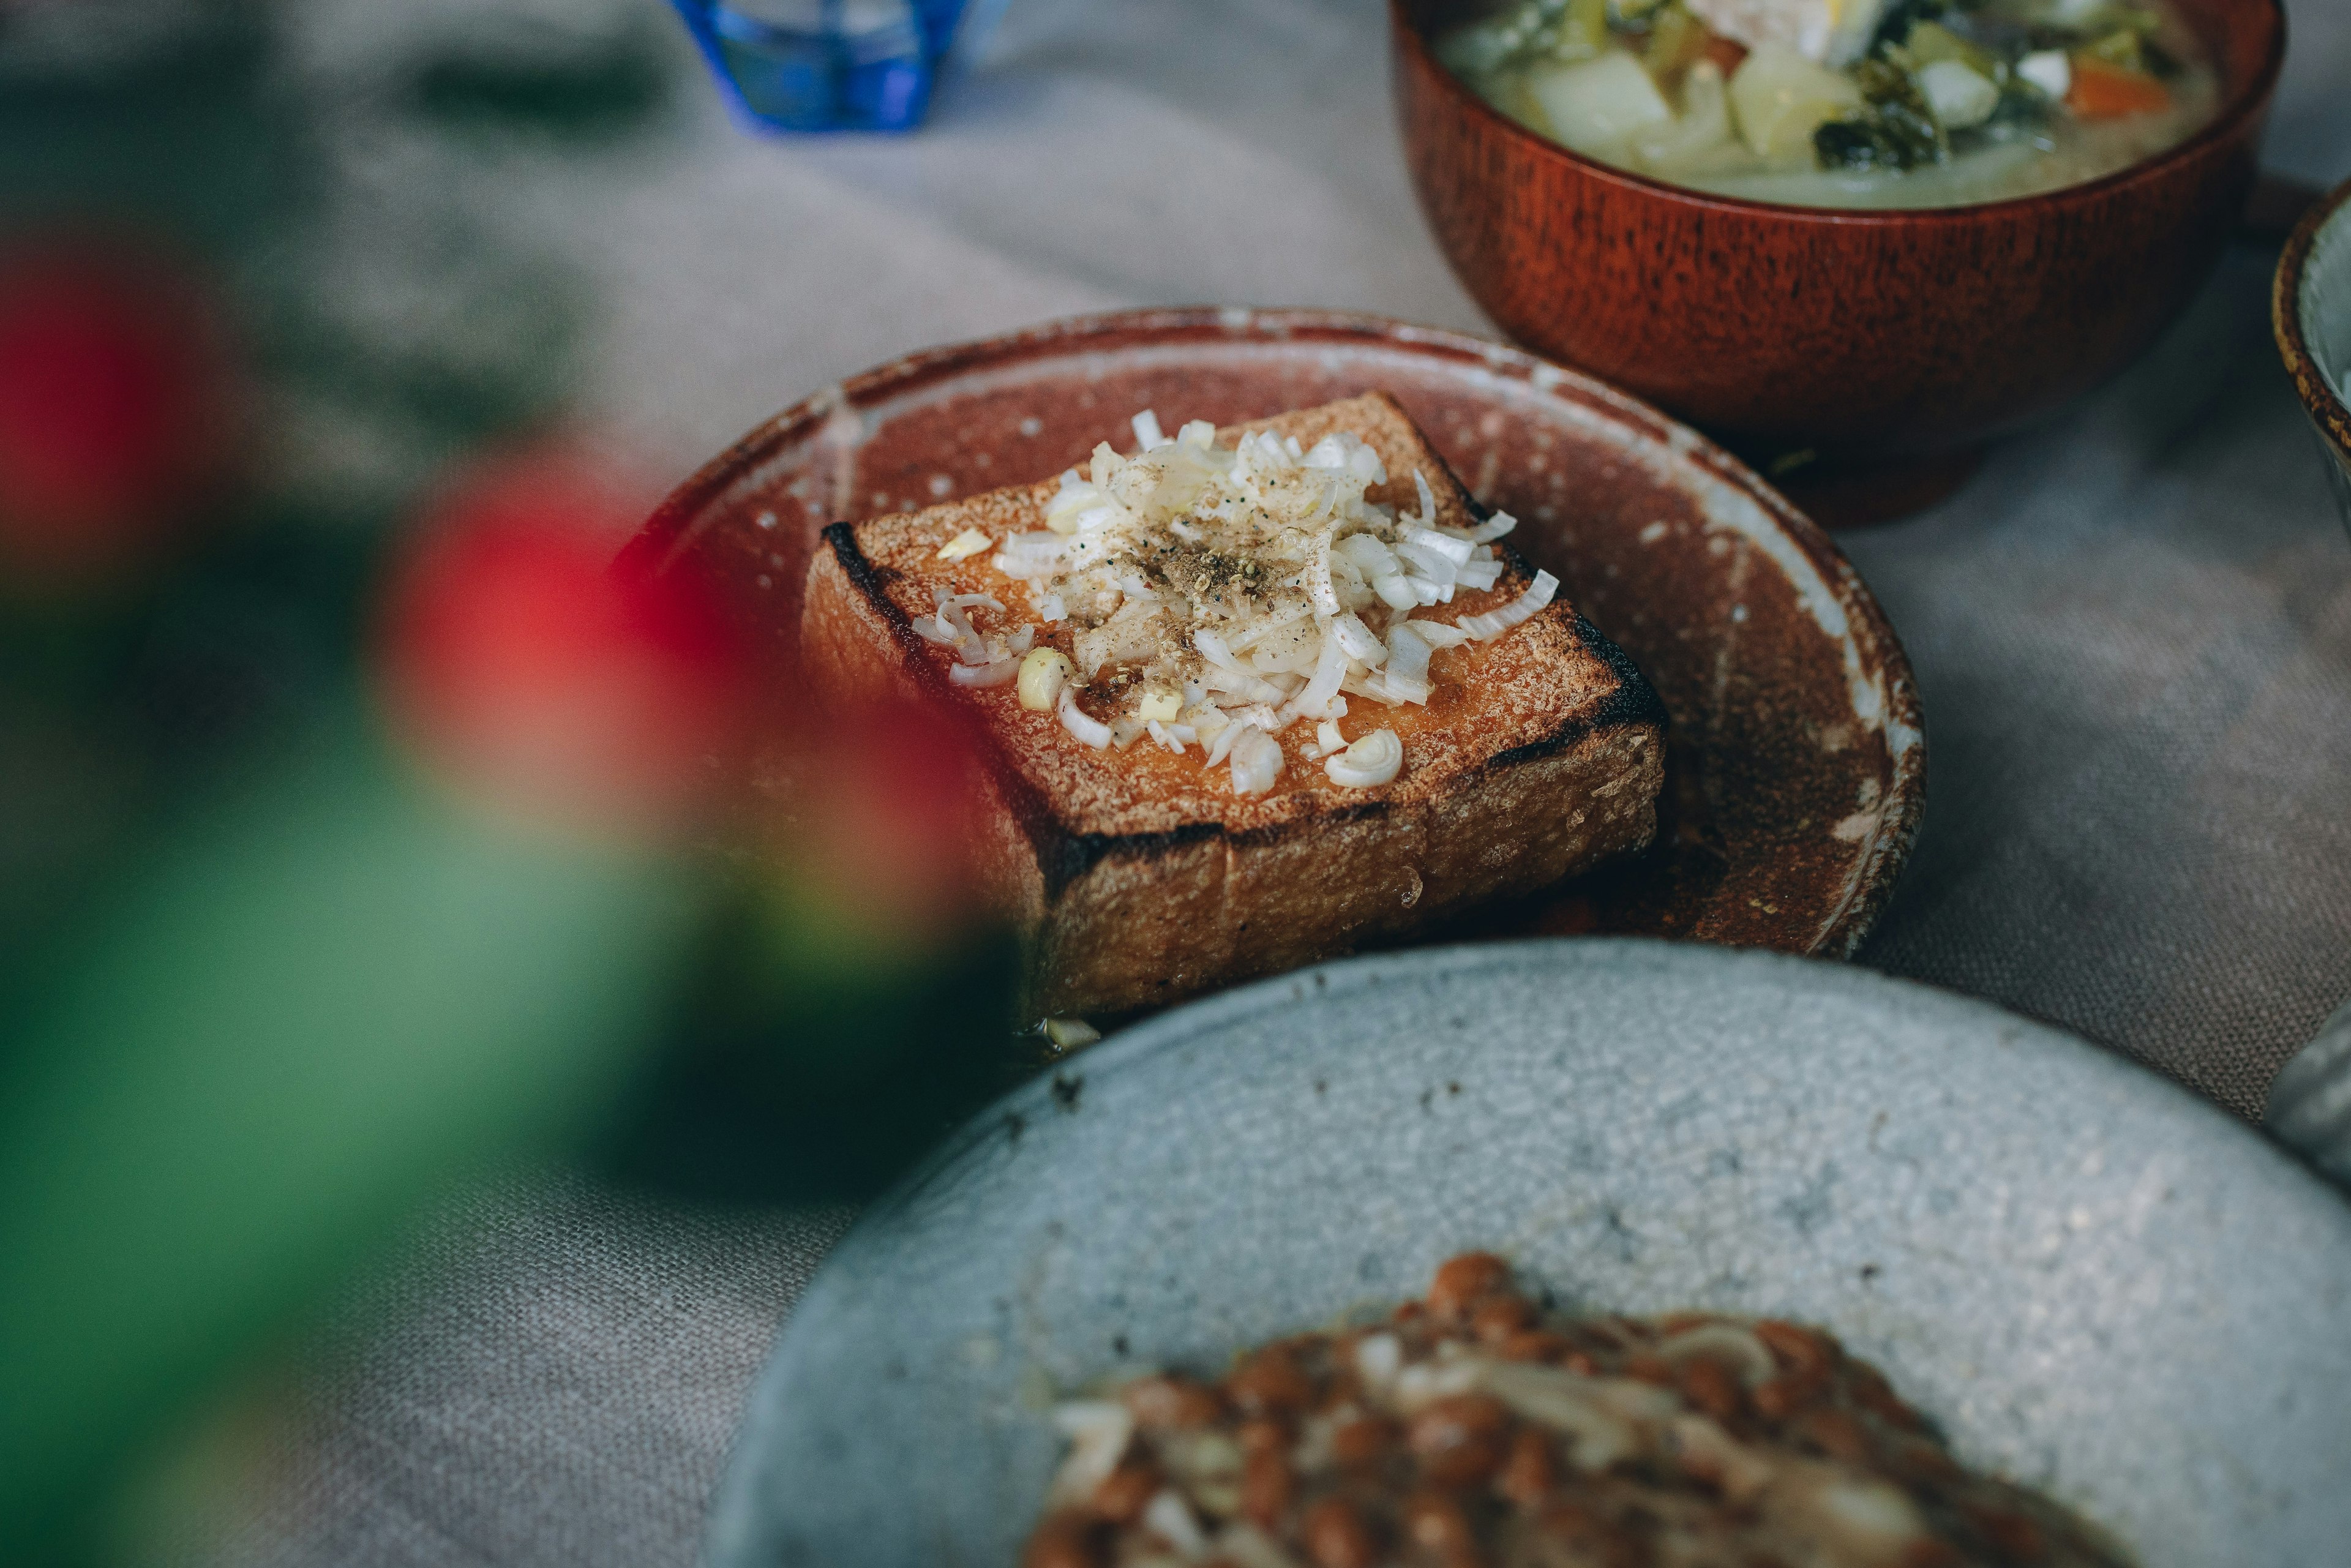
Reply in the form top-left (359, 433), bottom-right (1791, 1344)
top-left (1394, 0), bottom-right (2285, 495)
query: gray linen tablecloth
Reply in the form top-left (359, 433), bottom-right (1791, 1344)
top-left (193, 0), bottom-right (2351, 1562)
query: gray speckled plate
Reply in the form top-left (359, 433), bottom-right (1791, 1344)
top-left (703, 940), bottom-right (2351, 1568)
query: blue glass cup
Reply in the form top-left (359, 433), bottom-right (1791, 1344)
top-left (667, 0), bottom-right (994, 133)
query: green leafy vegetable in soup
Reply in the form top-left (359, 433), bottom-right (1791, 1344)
top-left (1440, 0), bottom-right (2220, 209)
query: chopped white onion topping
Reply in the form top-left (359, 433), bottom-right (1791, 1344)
top-left (1407, 619), bottom-right (1471, 650)
top-left (973, 409), bottom-right (1574, 798)
top-left (1402, 525), bottom-right (1474, 566)
top-left (950, 656), bottom-right (1020, 687)
top-left (994, 531), bottom-right (1068, 579)
top-left (1059, 690), bottom-right (1112, 749)
top-left (1297, 625), bottom-right (1351, 719)
top-left (1387, 622), bottom-right (1433, 688)
top-left (1043, 1017), bottom-right (1101, 1050)
top-left (1458, 569), bottom-right (1558, 641)
top-left (936, 527), bottom-right (991, 561)
top-left (1204, 716), bottom-right (1243, 767)
top-left (1454, 557), bottom-right (1505, 591)
top-left (1332, 612), bottom-right (1385, 665)
top-left (1229, 724), bottom-right (1284, 796)
top-left (1325, 727), bottom-right (1402, 788)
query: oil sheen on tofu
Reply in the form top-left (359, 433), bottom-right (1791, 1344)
top-left (1442, 0), bottom-right (2219, 210)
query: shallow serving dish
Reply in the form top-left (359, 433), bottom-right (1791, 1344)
top-left (1392, 0), bottom-right (2285, 500)
top-left (626, 307), bottom-right (1924, 963)
top-left (2274, 173), bottom-right (2351, 534)
top-left (703, 939), bottom-right (2351, 1568)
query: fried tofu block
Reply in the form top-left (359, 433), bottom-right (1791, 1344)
top-left (800, 392), bottom-right (1665, 1019)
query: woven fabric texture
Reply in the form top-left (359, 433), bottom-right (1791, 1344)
top-left (172, 0), bottom-right (2351, 1562)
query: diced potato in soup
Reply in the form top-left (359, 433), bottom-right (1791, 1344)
top-left (1727, 43), bottom-right (1865, 162)
top-left (1528, 52), bottom-right (1676, 156)
top-left (1442, 0), bottom-right (2220, 209)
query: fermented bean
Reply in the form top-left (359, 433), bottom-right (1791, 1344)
top-left (1123, 1375), bottom-right (1224, 1430)
top-left (1409, 1394), bottom-right (1512, 1487)
top-left (1624, 1352), bottom-right (1676, 1387)
top-left (1537, 1502), bottom-right (1646, 1568)
top-left (1754, 1320), bottom-right (1839, 1377)
top-left (1471, 1294), bottom-right (1537, 1343)
top-left (1963, 1502), bottom-right (2047, 1561)
top-left (1237, 1417), bottom-right (1290, 1455)
top-left (1496, 1427), bottom-right (1554, 1507)
top-left (1090, 1463), bottom-right (1159, 1526)
top-left (1750, 1366), bottom-right (1828, 1420)
top-left (1790, 1408), bottom-right (1872, 1465)
top-left (1240, 1446), bottom-right (1295, 1529)
top-left (1403, 1490), bottom-right (1477, 1556)
top-left (1898, 1542), bottom-right (1965, 1568)
top-left (1679, 1357), bottom-right (1744, 1423)
top-left (1331, 1414), bottom-right (1398, 1470)
top-left (1499, 1329), bottom-right (1573, 1363)
top-left (1226, 1346), bottom-right (1316, 1416)
top-left (1024, 1511), bottom-right (1103, 1568)
top-left (1302, 1497), bottom-right (1381, 1568)
top-left (1428, 1253), bottom-right (1513, 1321)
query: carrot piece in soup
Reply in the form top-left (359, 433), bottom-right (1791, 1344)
top-left (2066, 57), bottom-right (2171, 119)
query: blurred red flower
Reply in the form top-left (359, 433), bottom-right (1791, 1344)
top-left (779, 691), bottom-right (996, 946)
top-left (0, 238), bottom-right (236, 585)
top-left (377, 449), bottom-right (749, 834)
top-left (381, 447), bottom-right (997, 945)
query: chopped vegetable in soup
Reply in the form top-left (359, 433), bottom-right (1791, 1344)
top-left (1441, 0), bottom-right (2221, 209)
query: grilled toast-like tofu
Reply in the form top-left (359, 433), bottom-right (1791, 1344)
top-left (800, 392), bottom-right (1665, 1019)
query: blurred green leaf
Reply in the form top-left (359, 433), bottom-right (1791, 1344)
top-left (0, 713), bottom-right (697, 1556)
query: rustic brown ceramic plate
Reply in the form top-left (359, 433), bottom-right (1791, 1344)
top-left (626, 307), bottom-right (1924, 961)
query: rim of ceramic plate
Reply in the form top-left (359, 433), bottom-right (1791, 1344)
top-left (2274, 175), bottom-right (2351, 462)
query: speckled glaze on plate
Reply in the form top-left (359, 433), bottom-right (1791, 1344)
top-left (702, 940), bottom-right (2351, 1568)
top-left (626, 308), bottom-right (1925, 959)
top-left (2274, 175), bottom-right (2351, 535)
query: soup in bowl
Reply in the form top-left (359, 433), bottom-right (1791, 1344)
top-left (1442, 0), bottom-right (2224, 211)
top-left (1393, 0), bottom-right (2284, 512)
